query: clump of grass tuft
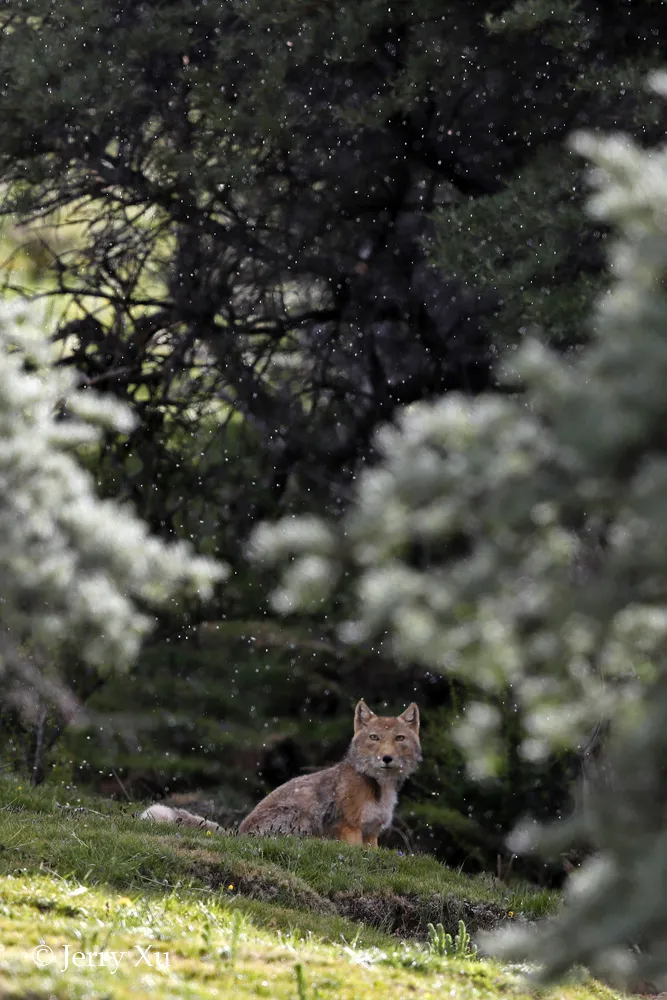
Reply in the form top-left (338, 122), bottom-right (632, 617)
top-left (426, 919), bottom-right (477, 959)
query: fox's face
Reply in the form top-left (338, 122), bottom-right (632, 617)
top-left (348, 700), bottom-right (421, 781)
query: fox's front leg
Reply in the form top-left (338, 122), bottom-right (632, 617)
top-left (338, 824), bottom-right (363, 846)
top-left (362, 833), bottom-right (378, 848)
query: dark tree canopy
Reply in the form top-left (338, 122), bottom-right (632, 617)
top-left (2, 0), bottom-right (666, 560)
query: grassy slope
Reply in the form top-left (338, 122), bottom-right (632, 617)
top-left (0, 778), bottom-right (617, 1000)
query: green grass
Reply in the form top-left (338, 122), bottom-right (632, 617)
top-left (0, 778), bottom-right (555, 935)
top-left (0, 777), bottom-right (617, 1000)
top-left (0, 871), bottom-right (617, 1000)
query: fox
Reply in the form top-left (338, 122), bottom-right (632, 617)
top-left (140, 700), bottom-right (421, 847)
top-left (238, 699), bottom-right (421, 846)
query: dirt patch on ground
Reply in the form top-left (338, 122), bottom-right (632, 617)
top-left (175, 847), bottom-right (336, 915)
top-left (176, 845), bottom-right (510, 941)
top-left (331, 890), bottom-right (510, 939)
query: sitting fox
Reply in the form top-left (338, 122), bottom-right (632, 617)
top-left (239, 700), bottom-right (421, 846)
top-left (141, 700), bottom-right (421, 847)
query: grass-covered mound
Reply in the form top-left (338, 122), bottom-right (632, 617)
top-left (0, 779), bottom-right (554, 941)
top-left (0, 778), bottom-right (617, 1000)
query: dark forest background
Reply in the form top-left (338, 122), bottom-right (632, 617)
top-left (1, 0), bottom-right (665, 885)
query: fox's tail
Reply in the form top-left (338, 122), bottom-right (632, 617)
top-left (140, 803), bottom-right (224, 833)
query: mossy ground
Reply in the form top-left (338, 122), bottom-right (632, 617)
top-left (0, 777), bottom-right (618, 1000)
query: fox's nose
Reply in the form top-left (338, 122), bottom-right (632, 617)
top-left (382, 755), bottom-right (393, 764)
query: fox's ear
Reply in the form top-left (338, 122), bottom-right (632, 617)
top-left (354, 699), bottom-right (376, 732)
top-left (400, 703), bottom-right (420, 734)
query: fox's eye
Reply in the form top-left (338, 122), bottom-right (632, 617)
top-left (395, 735), bottom-right (405, 742)
top-left (369, 734), bottom-right (379, 741)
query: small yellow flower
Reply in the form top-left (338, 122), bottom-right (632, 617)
top-left (17, 786), bottom-right (22, 791)
top-left (227, 884), bottom-right (234, 891)
top-left (206, 830), bottom-right (212, 837)
top-left (508, 911), bottom-right (514, 918)
top-left (118, 897), bottom-right (133, 906)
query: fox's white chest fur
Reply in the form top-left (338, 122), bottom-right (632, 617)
top-left (360, 782), bottom-right (398, 835)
